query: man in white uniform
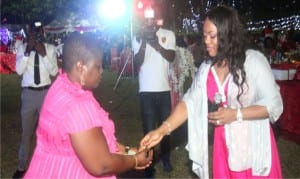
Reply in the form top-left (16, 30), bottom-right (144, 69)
top-left (133, 22), bottom-right (176, 177)
top-left (13, 24), bottom-right (58, 178)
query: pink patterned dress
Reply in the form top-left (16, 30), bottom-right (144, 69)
top-left (206, 68), bottom-right (282, 178)
top-left (24, 71), bottom-right (118, 179)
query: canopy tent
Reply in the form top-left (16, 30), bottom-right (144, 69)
top-left (44, 13), bottom-right (103, 34)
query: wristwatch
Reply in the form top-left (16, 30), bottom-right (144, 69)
top-left (125, 146), bottom-right (130, 154)
top-left (236, 108), bottom-right (243, 122)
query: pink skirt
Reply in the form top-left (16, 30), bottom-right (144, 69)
top-left (213, 126), bottom-right (282, 178)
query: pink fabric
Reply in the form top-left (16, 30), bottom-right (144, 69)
top-left (206, 69), bottom-right (282, 178)
top-left (24, 71), bottom-right (118, 179)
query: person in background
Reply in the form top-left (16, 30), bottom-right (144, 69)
top-left (187, 35), bottom-right (205, 67)
top-left (263, 24), bottom-right (274, 39)
top-left (141, 5), bottom-right (283, 179)
top-left (132, 14), bottom-right (176, 178)
top-left (23, 32), bottom-right (153, 179)
top-left (14, 36), bottom-right (24, 53)
top-left (281, 28), bottom-right (297, 53)
top-left (13, 24), bottom-right (58, 178)
top-left (263, 37), bottom-right (276, 60)
top-left (0, 40), bottom-right (8, 53)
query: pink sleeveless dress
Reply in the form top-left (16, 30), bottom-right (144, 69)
top-left (207, 68), bottom-right (282, 178)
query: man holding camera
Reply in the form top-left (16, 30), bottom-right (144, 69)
top-left (13, 24), bottom-right (58, 178)
top-left (133, 21), bottom-right (176, 177)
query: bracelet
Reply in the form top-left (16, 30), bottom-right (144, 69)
top-left (125, 146), bottom-right (130, 154)
top-left (163, 121), bottom-right (171, 135)
top-left (133, 155), bottom-right (138, 169)
top-left (236, 108), bottom-right (243, 122)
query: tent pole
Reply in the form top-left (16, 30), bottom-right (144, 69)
top-left (113, 10), bottom-right (135, 91)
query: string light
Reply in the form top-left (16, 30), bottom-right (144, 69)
top-left (181, 0), bottom-right (299, 33)
top-left (247, 15), bottom-right (300, 31)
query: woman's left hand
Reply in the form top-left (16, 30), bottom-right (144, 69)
top-left (208, 107), bottom-right (236, 125)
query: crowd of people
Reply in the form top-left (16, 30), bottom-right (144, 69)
top-left (253, 24), bottom-right (299, 64)
top-left (7, 3), bottom-right (300, 179)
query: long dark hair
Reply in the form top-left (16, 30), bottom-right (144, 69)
top-left (205, 5), bottom-right (249, 105)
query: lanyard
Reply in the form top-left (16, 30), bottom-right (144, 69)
top-left (211, 66), bottom-right (231, 105)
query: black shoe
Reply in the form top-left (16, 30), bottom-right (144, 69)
top-left (162, 160), bottom-right (173, 172)
top-left (12, 170), bottom-right (26, 179)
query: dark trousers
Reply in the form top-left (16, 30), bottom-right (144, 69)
top-left (139, 91), bottom-right (171, 163)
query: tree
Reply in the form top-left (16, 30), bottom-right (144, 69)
top-left (1, 0), bottom-right (90, 25)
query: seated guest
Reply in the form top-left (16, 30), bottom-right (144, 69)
top-left (263, 37), bottom-right (276, 59)
top-left (281, 29), bottom-right (297, 52)
top-left (24, 32), bottom-right (153, 179)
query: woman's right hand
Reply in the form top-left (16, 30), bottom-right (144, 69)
top-left (134, 148), bottom-right (153, 170)
top-left (140, 128), bottom-right (165, 150)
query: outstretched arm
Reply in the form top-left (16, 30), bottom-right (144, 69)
top-left (140, 101), bottom-right (188, 149)
top-left (70, 127), bottom-right (153, 177)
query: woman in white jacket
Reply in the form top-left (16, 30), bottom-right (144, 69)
top-left (140, 5), bottom-right (283, 179)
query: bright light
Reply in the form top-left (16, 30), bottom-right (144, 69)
top-left (99, 0), bottom-right (126, 20)
top-left (137, 1), bottom-right (143, 9)
top-left (34, 21), bottom-right (42, 27)
top-left (144, 6), bottom-right (154, 18)
top-left (157, 19), bottom-right (164, 26)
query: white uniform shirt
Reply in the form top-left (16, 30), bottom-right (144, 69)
top-left (134, 28), bottom-right (176, 92)
top-left (16, 42), bottom-right (58, 87)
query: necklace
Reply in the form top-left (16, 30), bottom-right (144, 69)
top-left (211, 66), bottom-right (231, 106)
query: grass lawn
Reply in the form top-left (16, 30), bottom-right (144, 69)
top-left (1, 70), bottom-right (300, 178)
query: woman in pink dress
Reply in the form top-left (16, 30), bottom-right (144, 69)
top-left (24, 32), bottom-right (153, 179)
top-left (141, 5), bottom-right (283, 179)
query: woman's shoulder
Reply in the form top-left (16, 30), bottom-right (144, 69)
top-left (246, 49), bottom-right (265, 58)
top-left (244, 49), bottom-right (272, 77)
top-left (245, 49), bottom-right (268, 65)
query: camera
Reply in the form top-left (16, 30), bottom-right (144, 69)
top-left (34, 26), bottom-right (44, 43)
top-left (143, 29), bottom-right (156, 41)
top-left (36, 33), bottom-right (44, 43)
top-left (142, 25), bottom-right (157, 42)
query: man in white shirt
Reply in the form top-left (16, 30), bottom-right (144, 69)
top-left (13, 25), bottom-right (58, 178)
top-left (133, 22), bottom-right (176, 177)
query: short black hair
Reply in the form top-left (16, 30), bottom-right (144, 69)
top-left (62, 32), bottom-right (103, 73)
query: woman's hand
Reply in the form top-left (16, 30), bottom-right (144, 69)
top-left (140, 128), bottom-right (165, 149)
top-left (208, 107), bottom-right (236, 125)
top-left (134, 148), bottom-right (153, 170)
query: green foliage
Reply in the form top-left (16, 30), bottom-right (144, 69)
top-left (1, 0), bottom-right (83, 24)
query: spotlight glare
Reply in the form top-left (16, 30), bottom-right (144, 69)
top-left (100, 0), bottom-right (126, 20)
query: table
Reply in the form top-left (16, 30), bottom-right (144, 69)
top-left (277, 80), bottom-right (300, 135)
top-left (271, 62), bottom-right (300, 80)
top-left (0, 53), bottom-right (16, 74)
